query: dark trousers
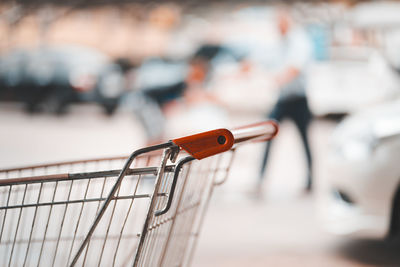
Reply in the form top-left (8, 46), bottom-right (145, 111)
top-left (259, 95), bottom-right (313, 190)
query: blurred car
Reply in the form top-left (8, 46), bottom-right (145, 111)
top-left (307, 50), bottom-right (400, 117)
top-left (318, 99), bottom-right (400, 239)
top-left (123, 44), bottom-right (246, 141)
top-left (132, 57), bottom-right (188, 104)
top-left (0, 45), bottom-right (125, 114)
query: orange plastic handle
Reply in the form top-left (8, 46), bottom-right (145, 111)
top-left (171, 120), bottom-right (278, 160)
top-left (172, 129), bottom-right (234, 160)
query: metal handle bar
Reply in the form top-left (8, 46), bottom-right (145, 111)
top-left (0, 121), bottom-right (278, 184)
top-left (231, 120), bottom-right (279, 145)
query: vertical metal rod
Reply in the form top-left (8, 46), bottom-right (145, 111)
top-left (1, 185), bottom-right (12, 267)
top-left (184, 159), bottom-right (221, 266)
top-left (82, 176), bottom-right (107, 266)
top-left (112, 174), bottom-right (143, 267)
top-left (172, 162), bottom-right (205, 266)
top-left (181, 160), bottom-right (211, 265)
top-left (136, 172), bottom-right (168, 267)
top-left (132, 148), bottom-right (172, 267)
top-left (213, 149), bottom-right (235, 186)
top-left (97, 185), bottom-right (121, 267)
top-left (8, 184), bottom-right (28, 267)
top-left (66, 179), bottom-right (91, 265)
top-left (137, 220), bottom-right (151, 266)
top-left (140, 171), bottom-right (169, 267)
top-left (148, 170), bottom-right (172, 266)
top-left (165, 176), bottom-right (196, 266)
top-left (186, 151), bottom-right (235, 267)
top-left (0, 185), bottom-right (12, 242)
top-left (159, 157), bottom-right (194, 266)
top-left (37, 181), bottom-right (58, 266)
top-left (49, 180), bottom-right (74, 267)
top-left (146, 170), bottom-right (172, 266)
top-left (22, 182), bottom-right (44, 267)
top-left (165, 157), bottom-right (212, 266)
top-left (147, 160), bottom-right (175, 266)
top-left (42, 164), bottom-right (60, 265)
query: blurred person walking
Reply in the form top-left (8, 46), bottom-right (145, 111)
top-left (258, 8), bottom-right (314, 194)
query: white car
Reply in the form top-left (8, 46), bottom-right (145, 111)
top-left (307, 51), bottom-right (400, 117)
top-left (318, 99), bottom-right (400, 239)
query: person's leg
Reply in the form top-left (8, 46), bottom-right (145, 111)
top-left (259, 137), bottom-right (273, 181)
top-left (292, 97), bottom-right (313, 191)
top-left (259, 101), bottom-right (285, 182)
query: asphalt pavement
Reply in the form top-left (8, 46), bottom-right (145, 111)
top-left (1, 104), bottom-right (399, 267)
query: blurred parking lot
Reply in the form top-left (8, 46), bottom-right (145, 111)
top-left (2, 1), bottom-right (400, 266)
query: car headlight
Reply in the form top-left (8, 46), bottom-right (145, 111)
top-left (332, 123), bottom-right (377, 161)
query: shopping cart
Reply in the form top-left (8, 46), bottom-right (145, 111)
top-left (0, 120), bottom-right (278, 267)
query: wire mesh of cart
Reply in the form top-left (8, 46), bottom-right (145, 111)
top-left (0, 120), bottom-right (278, 267)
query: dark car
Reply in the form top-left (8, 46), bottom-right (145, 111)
top-left (0, 45), bottom-right (125, 114)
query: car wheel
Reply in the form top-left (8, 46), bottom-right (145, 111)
top-left (25, 100), bottom-right (40, 113)
top-left (103, 103), bottom-right (117, 115)
top-left (23, 86), bottom-right (45, 113)
top-left (44, 93), bottom-right (68, 115)
top-left (390, 184), bottom-right (400, 240)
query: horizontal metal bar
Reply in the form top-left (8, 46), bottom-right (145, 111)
top-left (0, 150), bottom-right (165, 173)
top-left (1, 233), bottom-right (141, 245)
top-left (0, 193), bottom-right (168, 210)
top-left (0, 166), bottom-right (175, 186)
top-left (0, 156), bottom-right (129, 173)
top-left (69, 166), bottom-right (174, 180)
